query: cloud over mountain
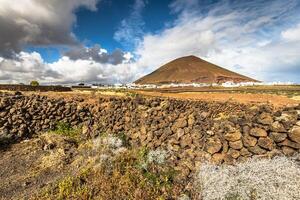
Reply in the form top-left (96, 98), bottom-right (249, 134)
top-left (134, 0), bottom-right (300, 82)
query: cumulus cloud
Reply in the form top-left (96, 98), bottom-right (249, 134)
top-left (0, 52), bottom-right (61, 84)
top-left (134, 0), bottom-right (300, 82)
top-left (64, 44), bottom-right (130, 65)
top-left (49, 55), bottom-right (138, 84)
top-left (0, 0), bottom-right (99, 57)
top-left (0, 49), bottom-right (137, 84)
top-left (114, 0), bottom-right (146, 47)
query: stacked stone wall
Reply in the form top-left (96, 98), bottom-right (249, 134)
top-left (1, 93), bottom-right (300, 175)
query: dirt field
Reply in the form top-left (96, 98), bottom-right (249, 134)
top-left (2, 85), bottom-right (300, 107)
top-left (136, 91), bottom-right (300, 107)
top-left (42, 90), bottom-right (300, 107)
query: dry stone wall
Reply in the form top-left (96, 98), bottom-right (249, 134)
top-left (0, 84), bottom-right (71, 92)
top-left (1, 92), bottom-right (300, 175)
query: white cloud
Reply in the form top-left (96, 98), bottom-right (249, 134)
top-left (49, 55), bottom-right (138, 84)
top-left (0, 51), bottom-right (61, 84)
top-left (281, 24), bottom-right (300, 42)
top-left (0, 0), bottom-right (99, 57)
top-left (0, 50), bottom-right (139, 84)
top-left (133, 0), bottom-right (300, 82)
top-left (114, 0), bottom-right (146, 47)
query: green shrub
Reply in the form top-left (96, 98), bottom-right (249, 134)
top-left (52, 121), bottom-right (81, 139)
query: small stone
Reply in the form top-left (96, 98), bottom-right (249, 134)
top-left (180, 135), bottom-right (192, 148)
top-left (267, 149), bottom-right (282, 158)
top-left (242, 134), bottom-right (257, 147)
top-left (250, 128), bottom-right (267, 137)
top-left (206, 130), bottom-right (214, 136)
top-left (289, 126), bottom-right (300, 144)
top-left (170, 144), bottom-right (180, 152)
top-left (258, 137), bottom-right (274, 150)
top-left (140, 126), bottom-right (147, 135)
top-left (269, 132), bottom-right (287, 143)
top-left (174, 118), bottom-right (187, 129)
top-left (229, 140), bottom-right (243, 150)
top-left (195, 151), bottom-right (211, 161)
top-left (9, 108), bottom-right (16, 114)
top-left (242, 126), bottom-right (251, 134)
top-left (176, 128), bottom-right (185, 139)
top-left (227, 148), bottom-right (240, 159)
top-left (248, 145), bottom-right (267, 155)
top-left (211, 153), bottom-right (224, 164)
top-left (237, 156), bottom-right (248, 163)
top-left (282, 146), bottom-right (296, 156)
top-left (276, 112), bottom-right (298, 128)
top-left (205, 137), bottom-right (222, 154)
top-left (188, 114), bottom-right (195, 126)
top-left (221, 140), bottom-right (229, 153)
top-left (224, 154), bottom-right (235, 165)
top-left (258, 112), bottom-right (273, 125)
top-left (224, 130), bottom-right (242, 142)
top-left (270, 121), bottom-right (286, 132)
top-left (278, 139), bottom-right (300, 149)
top-left (240, 148), bottom-right (252, 157)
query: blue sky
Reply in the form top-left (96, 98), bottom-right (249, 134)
top-left (74, 0), bottom-right (175, 52)
top-left (0, 0), bottom-right (300, 84)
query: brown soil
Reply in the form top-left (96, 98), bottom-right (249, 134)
top-left (137, 91), bottom-right (300, 108)
top-left (6, 88), bottom-right (299, 108)
top-left (0, 133), bottom-right (82, 200)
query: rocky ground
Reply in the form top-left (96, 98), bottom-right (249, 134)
top-left (0, 134), bottom-right (78, 199)
top-left (1, 91), bottom-right (300, 199)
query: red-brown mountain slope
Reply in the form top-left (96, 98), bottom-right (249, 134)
top-left (135, 55), bottom-right (258, 84)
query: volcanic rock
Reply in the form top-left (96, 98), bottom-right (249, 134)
top-left (250, 128), bottom-right (267, 137)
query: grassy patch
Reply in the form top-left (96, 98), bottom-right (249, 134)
top-left (91, 147), bottom-right (182, 200)
top-left (52, 121), bottom-right (81, 139)
top-left (38, 169), bottom-right (93, 200)
top-left (34, 132), bottom-right (186, 200)
top-left (37, 146), bottom-right (183, 200)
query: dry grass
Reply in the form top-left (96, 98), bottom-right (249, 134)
top-left (195, 155), bottom-right (300, 200)
top-left (36, 134), bottom-right (185, 200)
top-left (91, 148), bottom-right (182, 200)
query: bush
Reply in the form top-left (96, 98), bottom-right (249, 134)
top-left (52, 121), bottom-right (81, 139)
top-left (195, 156), bottom-right (300, 200)
top-left (30, 80), bottom-right (40, 86)
top-left (91, 147), bottom-right (181, 200)
top-left (36, 134), bottom-right (186, 200)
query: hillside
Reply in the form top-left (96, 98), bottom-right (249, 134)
top-left (135, 55), bottom-right (258, 84)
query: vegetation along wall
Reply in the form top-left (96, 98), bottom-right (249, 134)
top-left (0, 92), bottom-right (300, 178)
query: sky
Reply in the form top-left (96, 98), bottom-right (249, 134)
top-left (0, 0), bottom-right (300, 84)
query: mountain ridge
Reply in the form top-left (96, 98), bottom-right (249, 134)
top-left (135, 55), bottom-right (258, 84)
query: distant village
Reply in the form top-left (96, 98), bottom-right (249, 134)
top-left (73, 81), bottom-right (297, 89)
